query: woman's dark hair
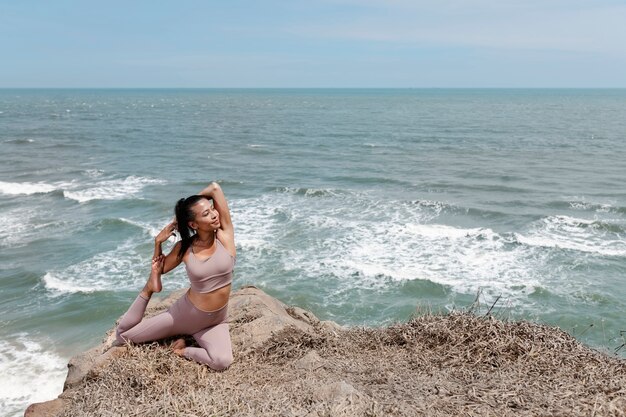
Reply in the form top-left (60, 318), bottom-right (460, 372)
top-left (174, 195), bottom-right (211, 260)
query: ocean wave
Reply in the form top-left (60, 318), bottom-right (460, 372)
top-left (406, 200), bottom-right (451, 218)
top-left (118, 217), bottom-right (172, 239)
top-left (43, 272), bottom-right (110, 294)
top-left (359, 142), bottom-right (402, 150)
top-left (63, 176), bottom-right (165, 203)
top-left (42, 240), bottom-right (188, 296)
top-left (547, 197), bottom-right (626, 215)
top-left (214, 179), bottom-right (244, 187)
top-left (274, 187), bottom-right (346, 198)
top-left (84, 169), bottom-right (105, 178)
top-left (186, 179), bottom-right (244, 188)
top-left (566, 217), bottom-right (625, 234)
top-left (514, 215), bottom-right (626, 257)
top-left (570, 201), bottom-right (626, 215)
top-left (230, 197), bottom-right (281, 254)
top-left (462, 206), bottom-right (512, 221)
top-left (569, 201), bottom-right (613, 212)
top-left (231, 192), bottom-right (541, 302)
top-left (4, 138), bottom-right (35, 144)
top-left (231, 191), bottom-right (625, 307)
top-left (0, 181), bottom-right (58, 195)
top-left (244, 144), bottom-right (271, 153)
top-left (42, 241), bottom-right (146, 294)
top-left (0, 207), bottom-right (66, 248)
top-left (279, 221), bottom-right (539, 302)
top-left (328, 175), bottom-right (412, 187)
top-left (566, 196), bottom-right (626, 214)
top-left (0, 176), bottom-right (163, 202)
top-left (0, 335), bottom-right (66, 417)
top-left (0, 209), bottom-right (34, 248)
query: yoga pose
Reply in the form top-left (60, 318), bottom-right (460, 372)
top-left (115, 182), bottom-right (235, 371)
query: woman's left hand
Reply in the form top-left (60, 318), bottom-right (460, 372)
top-left (152, 255), bottom-right (165, 274)
top-left (155, 221), bottom-right (177, 244)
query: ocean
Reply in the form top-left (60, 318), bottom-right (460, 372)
top-left (1, 88), bottom-right (625, 416)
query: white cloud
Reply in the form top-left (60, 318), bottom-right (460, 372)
top-left (291, 1), bottom-right (626, 54)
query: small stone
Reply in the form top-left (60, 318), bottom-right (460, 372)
top-left (294, 350), bottom-right (324, 371)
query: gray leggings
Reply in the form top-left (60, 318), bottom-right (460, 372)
top-left (115, 292), bottom-right (233, 371)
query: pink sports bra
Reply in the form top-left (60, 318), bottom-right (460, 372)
top-left (184, 238), bottom-right (235, 293)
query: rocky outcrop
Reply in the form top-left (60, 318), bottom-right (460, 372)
top-left (24, 286), bottom-right (626, 417)
top-left (25, 285), bottom-right (341, 417)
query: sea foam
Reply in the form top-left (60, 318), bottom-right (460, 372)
top-left (63, 176), bottom-right (165, 203)
top-left (118, 217), bottom-right (167, 239)
top-left (0, 207), bottom-right (65, 248)
top-left (43, 240), bottom-right (187, 296)
top-left (0, 181), bottom-right (57, 196)
top-left (232, 190), bottom-right (626, 309)
top-left (0, 336), bottom-right (66, 417)
top-left (516, 215), bottom-right (626, 257)
top-left (232, 192), bottom-right (543, 303)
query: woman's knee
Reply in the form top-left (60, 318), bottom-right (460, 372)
top-left (115, 328), bottom-right (137, 345)
top-left (210, 352), bottom-right (234, 371)
top-left (115, 327), bottom-right (129, 344)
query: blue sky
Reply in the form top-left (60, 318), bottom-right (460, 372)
top-left (1, 0), bottom-right (625, 87)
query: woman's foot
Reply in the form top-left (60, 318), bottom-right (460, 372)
top-left (171, 338), bottom-right (186, 356)
top-left (140, 256), bottom-right (163, 299)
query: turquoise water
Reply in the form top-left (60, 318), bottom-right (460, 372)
top-left (1, 89), bottom-right (625, 416)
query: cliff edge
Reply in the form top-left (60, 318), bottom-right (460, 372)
top-left (25, 286), bottom-right (626, 416)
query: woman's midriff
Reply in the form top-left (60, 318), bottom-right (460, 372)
top-left (187, 284), bottom-right (231, 311)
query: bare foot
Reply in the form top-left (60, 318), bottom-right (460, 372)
top-left (140, 256), bottom-right (163, 298)
top-left (171, 338), bottom-right (186, 356)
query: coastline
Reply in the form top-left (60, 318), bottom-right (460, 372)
top-left (26, 286), bottom-right (626, 417)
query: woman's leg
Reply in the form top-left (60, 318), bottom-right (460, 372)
top-left (115, 256), bottom-right (169, 344)
top-left (115, 294), bottom-right (149, 343)
top-left (175, 301), bottom-right (234, 370)
top-left (116, 307), bottom-right (177, 344)
top-left (184, 323), bottom-right (233, 371)
top-left (116, 287), bottom-right (221, 346)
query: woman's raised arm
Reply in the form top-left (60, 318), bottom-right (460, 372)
top-left (199, 182), bottom-right (233, 234)
top-left (199, 182), bottom-right (236, 258)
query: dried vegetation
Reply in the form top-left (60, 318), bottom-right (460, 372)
top-left (61, 312), bottom-right (626, 416)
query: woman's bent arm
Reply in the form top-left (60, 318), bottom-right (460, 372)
top-left (199, 182), bottom-right (236, 258)
top-left (154, 221), bottom-right (182, 274)
top-left (153, 240), bottom-right (163, 259)
top-left (199, 182), bottom-right (233, 234)
top-left (162, 241), bottom-right (183, 274)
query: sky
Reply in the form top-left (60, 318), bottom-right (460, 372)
top-left (1, 0), bottom-right (625, 88)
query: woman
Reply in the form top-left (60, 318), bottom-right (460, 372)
top-left (115, 182), bottom-right (236, 371)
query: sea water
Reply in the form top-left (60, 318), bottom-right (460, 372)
top-left (1, 89), bottom-right (625, 416)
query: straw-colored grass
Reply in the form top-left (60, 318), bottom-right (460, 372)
top-left (60, 312), bottom-right (626, 417)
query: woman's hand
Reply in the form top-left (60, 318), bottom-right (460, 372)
top-left (152, 255), bottom-right (165, 275)
top-left (155, 221), bottom-right (177, 245)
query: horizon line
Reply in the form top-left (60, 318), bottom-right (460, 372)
top-left (1, 86), bottom-right (626, 90)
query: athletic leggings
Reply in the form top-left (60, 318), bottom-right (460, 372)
top-left (115, 291), bottom-right (233, 371)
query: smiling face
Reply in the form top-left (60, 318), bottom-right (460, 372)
top-left (188, 198), bottom-right (220, 233)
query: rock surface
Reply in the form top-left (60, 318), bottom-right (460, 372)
top-left (25, 285), bottom-right (332, 417)
top-left (24, 285), bottom-right (626, 417)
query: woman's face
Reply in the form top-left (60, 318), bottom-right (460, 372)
top-left (189, 198), bottom-right (220, 232)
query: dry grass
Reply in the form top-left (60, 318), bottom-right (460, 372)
top-left (61, 312), bottom-right (626, 417)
